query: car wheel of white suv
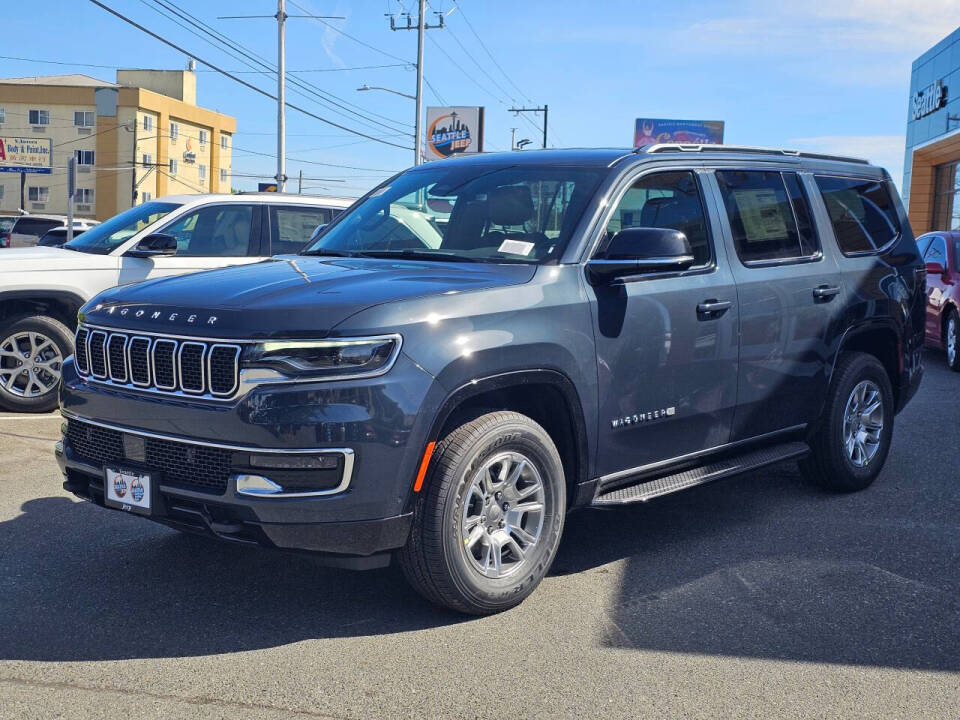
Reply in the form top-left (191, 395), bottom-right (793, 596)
top-left (0, 314), bottom-right (73, 413)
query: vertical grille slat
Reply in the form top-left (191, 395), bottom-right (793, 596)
top-left (74, 327), bottom-right (89, 374)
top-left (76, 325), bottom-right (241, 399)
top-left (107, 334), bottom-right (128, 382)
top-left (88, 331), bottom-right (107, 378)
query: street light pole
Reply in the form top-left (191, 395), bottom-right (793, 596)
top-left (414, 0), bottom-right (425, 166)
top-left (276, 0), bottom-right (287, 191)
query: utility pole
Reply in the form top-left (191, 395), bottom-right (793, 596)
top-left (510, 128), bottom-right (517, 151)
top-left (298, 169), bottom-right (303, 194)
top-left (66, 157), bottom-right (75, 244)
top-left (276, 0), bottom-right (287, 191)
top-left (509, 105), bottom-right (549, 149)
top-left (388, 3), bottom-right (443, 165)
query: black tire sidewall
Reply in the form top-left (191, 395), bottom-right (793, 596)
top-left (947, 309), bottom-right (960, 371)
top-left (439, 421), bottom-right (565, 611)
top-left (0, 315), bottom-right (73, 413)
top-left (823, 354), bottom-right (894, 489)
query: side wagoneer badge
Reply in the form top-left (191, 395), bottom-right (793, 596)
top-left (611, 406), bottom-right (676, 429)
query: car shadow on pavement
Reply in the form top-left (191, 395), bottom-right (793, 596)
top-left (551, 352), bottom-right (960, 672)
top-left (0, 495), bottom-right (469, 661)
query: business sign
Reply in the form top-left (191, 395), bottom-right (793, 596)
top-left (182, 137), bottom-right (197, 164)
top-left (633, 118), bottom-right (724, 147)
top-left (258, 182), bottom-right (278, 192)
top-left (912, 79), bottom-right (947, 120)
top-left (425, 106), bottom-right (484, 161)
top-left (0, 136), bottom-right (53, 174)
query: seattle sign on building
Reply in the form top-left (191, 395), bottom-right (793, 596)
top-left (912, 79), bottom-right (947, 121)
top-left (425, 106), bottom-right (484, 161)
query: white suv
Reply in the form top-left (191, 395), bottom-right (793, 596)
top-left (0, 192), bottom-right (354, 412)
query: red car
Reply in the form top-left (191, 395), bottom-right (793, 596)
top-left (918, 230), bottom-right (960, 370)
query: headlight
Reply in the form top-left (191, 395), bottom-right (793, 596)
top-left (241, 335), bottom-right (401, 380)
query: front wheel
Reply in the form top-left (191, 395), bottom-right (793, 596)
top-left (800, 352), bottom-right (894, 492)
top-left (399, 411), bottom-right (566, 615)
top-left (0, 314), bottom-right (73, 413)
top-left (945, 309), bottom-right (960, 372)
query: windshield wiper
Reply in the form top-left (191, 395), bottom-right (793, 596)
top-left (301, 248), bottom-right (358, 258)
top-left (354, 249), bottom-right (479, 263)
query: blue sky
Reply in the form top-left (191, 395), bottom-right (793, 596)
top-left (7, 0), bottom-right (957, 194)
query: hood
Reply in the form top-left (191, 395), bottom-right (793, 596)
top-left (0, 246), bottom-right (115, 272)
top-left (82, 256), bottom-right (537, 338)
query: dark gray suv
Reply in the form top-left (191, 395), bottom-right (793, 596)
top-left (57, 145), bottom-right (925, 615)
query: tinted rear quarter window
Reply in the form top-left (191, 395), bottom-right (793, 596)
top-left (715, 170), bottom-right (818, 264)
top-left (815, 176), bottom-right (900, 255)
top-left (15, 218), bottom-right (61, 236)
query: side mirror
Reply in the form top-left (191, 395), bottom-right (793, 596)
top-left (587, 227), bottom-right (695, 283)
top-left (127, 233), bottom-right (178, 258)
top-left (925, 261), bottom-right (946, 277)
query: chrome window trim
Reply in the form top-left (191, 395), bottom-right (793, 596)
top-left (88, 330), bottom-right (108, 379)
top-left (106, 333), bottom-right (129, 383)
top-left (177, 341), bottom-right (207, 394)
top-left (126, 336), bottom-right (153, 387)
top-left (151, 338), bottom-right (178, 391)
top-left (207, 344), bottom-right (241, 397)
top-left (61, 410), bottom-right (355, 497)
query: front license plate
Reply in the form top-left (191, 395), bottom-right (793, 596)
top-left (105, 468), bottom-right (152, 515)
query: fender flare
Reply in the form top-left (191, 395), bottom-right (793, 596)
top-left (0, 290), bottom-right (88, 325)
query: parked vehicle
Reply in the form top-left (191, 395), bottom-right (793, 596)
top-left (56, 146), bottom-right (925, 615)
top-left (1, 215), bottom-right (98, 249)
top-left (37, 227), bottom-right (87, 247)
top-left (0, 193), bottom-right (354, 412)
top-left (917, 230), bottom-right (960, 370)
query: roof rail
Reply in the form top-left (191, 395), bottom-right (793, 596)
top-left (640, 143), bottom-right (871, 165)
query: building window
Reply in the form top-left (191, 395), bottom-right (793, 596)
top-left (220, 168), bottom-right (228, 183)
top-left (28, 109), bottom-right (49, 126)
top-left (142, 191), bottom-right (152, 203)
top-left (143, 115), bottom-right (154, 132)
top-left (169, 158), bottom-right (178, 175)
top-left (170, 122), bottom-right (179, 141)
top-left (74, 188), bottom-right (95, 204)
top-left (0, 108), bottom-right (5, 124)
top-left (199, 164), bottom-right (207, 181)
top-left (75, 150), bottom-right (95, 166)
top-left (0, 186), bottom-right (4, 201)
top-left (28, 186), bottom-right (50, 202)
top-left (933, 162), bottom-right (960, 231)
top-left (142, 153), bottom-right (153, 167)
top-left (221, 135), bottom-right (228, 149)
top-left (74, 111), bottom-right (95, 127)
top-left (199, 130), bottom-right (208, 146)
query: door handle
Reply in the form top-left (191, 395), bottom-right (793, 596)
top-left (813, 285), bottom-right (841, 300)
top-left (696, 299), bottom-right (732, 318)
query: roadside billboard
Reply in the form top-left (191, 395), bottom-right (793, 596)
top-left (633, 118), bottom-right (724, 147)
top-left (0, 136), bottom-right (53, 173)
top-left (425, 106), bottom-right (484, 161)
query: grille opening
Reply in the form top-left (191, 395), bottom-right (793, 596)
top-left (89, 331), bottom-right (107, 378)
top-left (152, 339), bottom-right (177, 389)
top-left (74, 327), bottom-right (89, 374)
top-left (107, 335), bottom-right (128, 382)
top-left (178, 342), bottom-right (205, 393)
top-left (128, 337), bottom-right (151, 385)
top-left (209, 345), bottom-right (240, 396)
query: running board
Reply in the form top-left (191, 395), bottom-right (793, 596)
top-left (591, 441), bottom-right (810, 506)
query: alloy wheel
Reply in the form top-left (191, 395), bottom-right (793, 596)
top-left (948, 316), bottom-right (957, 366)
top-left (842, 379), bottom-right (884, 468)
top-left (460, 451), bottom-right (546, 579)
top-left (0, 331), bottom-right (63, 398)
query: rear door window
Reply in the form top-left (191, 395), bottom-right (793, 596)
top-left (270, 206), bottom-right (333, 254)
top-left (160, 204), bottom-right (256, 257)
top-left (715, 170), bottom-right (818, 264)
top-left (815, 176), bottom-right (901, 255)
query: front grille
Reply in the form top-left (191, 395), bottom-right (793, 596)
top-left (65, 418), bottom-right (232, 494)
top-left (74, 324), bottom-right (242, 399)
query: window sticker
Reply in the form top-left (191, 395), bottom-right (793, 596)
top-left (498, 239), bottom-right (534, 256)
top-left (732, 188), bottom-right (789, 241)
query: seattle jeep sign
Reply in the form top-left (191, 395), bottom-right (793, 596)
top-left (912, 79), bottom-right (947, 121)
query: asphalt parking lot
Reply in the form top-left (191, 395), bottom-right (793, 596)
top-left (0, 353), bottom-right (958, 719)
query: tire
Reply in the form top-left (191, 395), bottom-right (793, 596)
top-left (945, 308), bottom-right (960, 372)
top-left (0, 314), bottom-right (73, 413)
top-left (800, 352), bottom-right (894, 492)
top-left (399, 411), bottom-right (566, 615)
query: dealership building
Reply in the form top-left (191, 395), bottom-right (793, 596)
top-left (0, 69), bottom-right (234, 221)
top-left (903, 27), bottom-right (960, 234)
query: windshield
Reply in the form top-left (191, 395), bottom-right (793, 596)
top-left (303, 164), bottom-right (604, 263)
top-left (64, 201), bottom-right (180, 255)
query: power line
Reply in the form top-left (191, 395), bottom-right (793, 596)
top-left (0, 54), bottom-right (408, 74)
top-left (451, 1), bottom-right (533, 104)
top-left (87, 0), bottom-right (414, 150)
top-left (288, 0), bottom-right (412, 64)
top-left (230, 143), bottom-right (400, 172)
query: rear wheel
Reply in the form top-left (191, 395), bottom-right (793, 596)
top-left (0, 314), bottom-right (72, 413)
top-left (800, 352), bottom-right (894, 492)
top-left (399, 411), bottom-right (566, 615)
top-left (945, 309), bottom-right (960, 372)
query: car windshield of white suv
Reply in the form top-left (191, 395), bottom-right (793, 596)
top-left (63, 201), bottom-right (180, 255)
top-left (302, 164), bottom-right (604, 264)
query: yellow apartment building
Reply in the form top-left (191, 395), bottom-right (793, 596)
top-left (0, 69), bottom-right (235, 221)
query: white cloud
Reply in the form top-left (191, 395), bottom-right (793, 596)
top-left (788, 134), bottom-right (907, 187)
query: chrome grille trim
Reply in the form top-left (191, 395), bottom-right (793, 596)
top-left (74, 324), bottom-right (244, 400)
